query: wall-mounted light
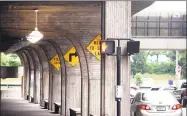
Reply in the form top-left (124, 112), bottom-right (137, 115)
top-left (27, 9), bottom-right (43, 43)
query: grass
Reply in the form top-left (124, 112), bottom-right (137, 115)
top-left (142, 73), bottom-right (175, 80)
top-left (1, 86), bottom-right (21, 89)
top-left (131, 73), bottom-right (176, 86)
top-left (1, 77), bottom-right (21, 84)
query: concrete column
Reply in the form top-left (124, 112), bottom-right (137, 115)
top-left (39, 45), bottom-right (53, 110)
top-left (39, 43), bottom-right (61, 111)
top-left (24, 51), bottom-right (35, 101)
top-left (31, 45), bottom-right (50, 107)
top-left (104, 1), bottom-right (131, 116)
top-left (21, 52), bottom-right (30, 100)
top-left (29, 49), bottom-right (41, 104)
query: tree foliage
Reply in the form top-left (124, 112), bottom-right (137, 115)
top-left (131, 50), bottom-right (186, 78)
top-left (0, 53), bottom-right (21, 67)
top-left (131, 52), bottom-right (147, 74)
top-left (146, 62), bottom-right (175, 74)
top-left (134, 73), bottom-right (143, 86)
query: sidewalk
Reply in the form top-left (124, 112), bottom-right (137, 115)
top-left (0, 98), bottom-right (60, 116)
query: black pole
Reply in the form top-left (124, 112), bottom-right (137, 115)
top-left (117, 40), bottom-right (121, 116)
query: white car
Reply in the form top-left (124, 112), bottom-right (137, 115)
top-left (131, 91), bottom-right (182, 116)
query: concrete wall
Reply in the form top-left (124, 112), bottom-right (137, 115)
top-left (0, 67), bottom-right (18, 78)
top-left (1, 88), bottom-right (21, 98)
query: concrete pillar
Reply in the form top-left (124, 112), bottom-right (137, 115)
top-left (24, 51), bottom-right (35, 101)
top-left (28, 49), bottom-right (41, 104)
top-left (43, 70), bottom-right (49, 105)
top-left (65, 48), bottom-right (81, 116)
top-left (18, 53), bottom-right (26, 99)
top-left (39, 45), bottom-right (53, 110)
top-left (39, 43), bottom-right (61, 111)
top-left (52, 38), bottom-right (81, 116)
top-left (40, 49), bottom-right (50, 107)
top-left (104, 1), bottom-right (131, 116)
top-left (31, 45), bottom-right (50, 107)
top-left (21, 52), bottom-right (30, 100)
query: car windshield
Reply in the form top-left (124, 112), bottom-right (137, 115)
top-left (142, 91), bottom-right (176, 102)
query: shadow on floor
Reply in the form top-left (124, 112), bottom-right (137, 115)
top-left (0, 98), bottom-right (60, 116)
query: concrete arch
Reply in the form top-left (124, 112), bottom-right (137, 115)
top-left (25, 47), bottom-right (41, 104)
top-left (16, 52), bottom-right (25, 98)
top-left (27, 46), bottom-right (44, 106)
top-left (30, 45), bottom-right (50, 107)
top-left (44, 39), bottom-right (82, 116)
top-left (36, 42), bottom-right (59, 111)
top-left (37, 40), bottom-right (63, 112)
top-left (43, 29), bottom-right (90, 116)
top-left (13, 29), bottom-right (91, 115)
top-left (16, 52), bottom-right (24, 67)
top-left (21, 50), bottom-right (35, 102)
top-left (41, 40), bottom-right (67, 115)
top-left (17, 51), bottom-right (30, 100)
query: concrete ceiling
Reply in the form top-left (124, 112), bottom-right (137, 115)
top-left (0, 1), bottom-right (154, 52)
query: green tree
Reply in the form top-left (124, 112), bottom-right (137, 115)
top-left (1, 53), bottom-right (8, 66)
top-left (0, 53), bottom-right (21, 67)
top-left (134, 73), bottom-right (143, 86)
top-left (7, 53), bottom-right (21, 66)
top-left (131, 52), bottom-right (147, 74)
top-left (165, 50), bottom-right (186, 78)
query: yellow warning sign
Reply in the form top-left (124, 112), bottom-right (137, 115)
top-left (50, 55), bottom-right (61, 70)
top-left (87, 35), bottom-right (101, 60)
top-left (64, 47), bottom-right (79, 67)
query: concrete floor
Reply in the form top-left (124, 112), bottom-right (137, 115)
top-left (0, 98), bottom-right (60, 116)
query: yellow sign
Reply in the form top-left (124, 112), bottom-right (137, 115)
top-left (64, 47), bottom-right (79, 67)
top-left (50, 55), bottom-right (61, 70)
top-left (87, 35), bottom-right (101, 60)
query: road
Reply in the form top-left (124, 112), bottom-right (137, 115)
top-left (183, 108), bottom-right (186, 116)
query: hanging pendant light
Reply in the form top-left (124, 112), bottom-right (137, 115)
top-left (27, 9), bottom-right (43, 43)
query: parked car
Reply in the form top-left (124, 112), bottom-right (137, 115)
top-left (130, 85), bottom-right (139, 98)
top-left (173, 81), bottom-right (187, 107)
top-left (150, 86), bottom-right (163, 91)
top-left (130, 91), bottom-right (182, 116)
top-left (130, 85), bottom-right (139, 103)
top-left (139, 86), bottom-right (152, 91)
top-left (150, 86), bottom-right (177, 93)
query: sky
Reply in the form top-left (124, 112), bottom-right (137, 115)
top-left (135, 1), bottom-right (186, 16)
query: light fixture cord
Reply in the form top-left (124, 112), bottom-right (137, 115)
top-left (35, 10), bottom-right (38, 28)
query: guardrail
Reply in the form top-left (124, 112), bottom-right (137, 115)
top-left (1, 84), bottom-right (21, 88)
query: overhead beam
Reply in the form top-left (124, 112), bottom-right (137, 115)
top-left (131, 1), bottom-right (154, 16)
top-left (133, 38), bottom-right (186, 50)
